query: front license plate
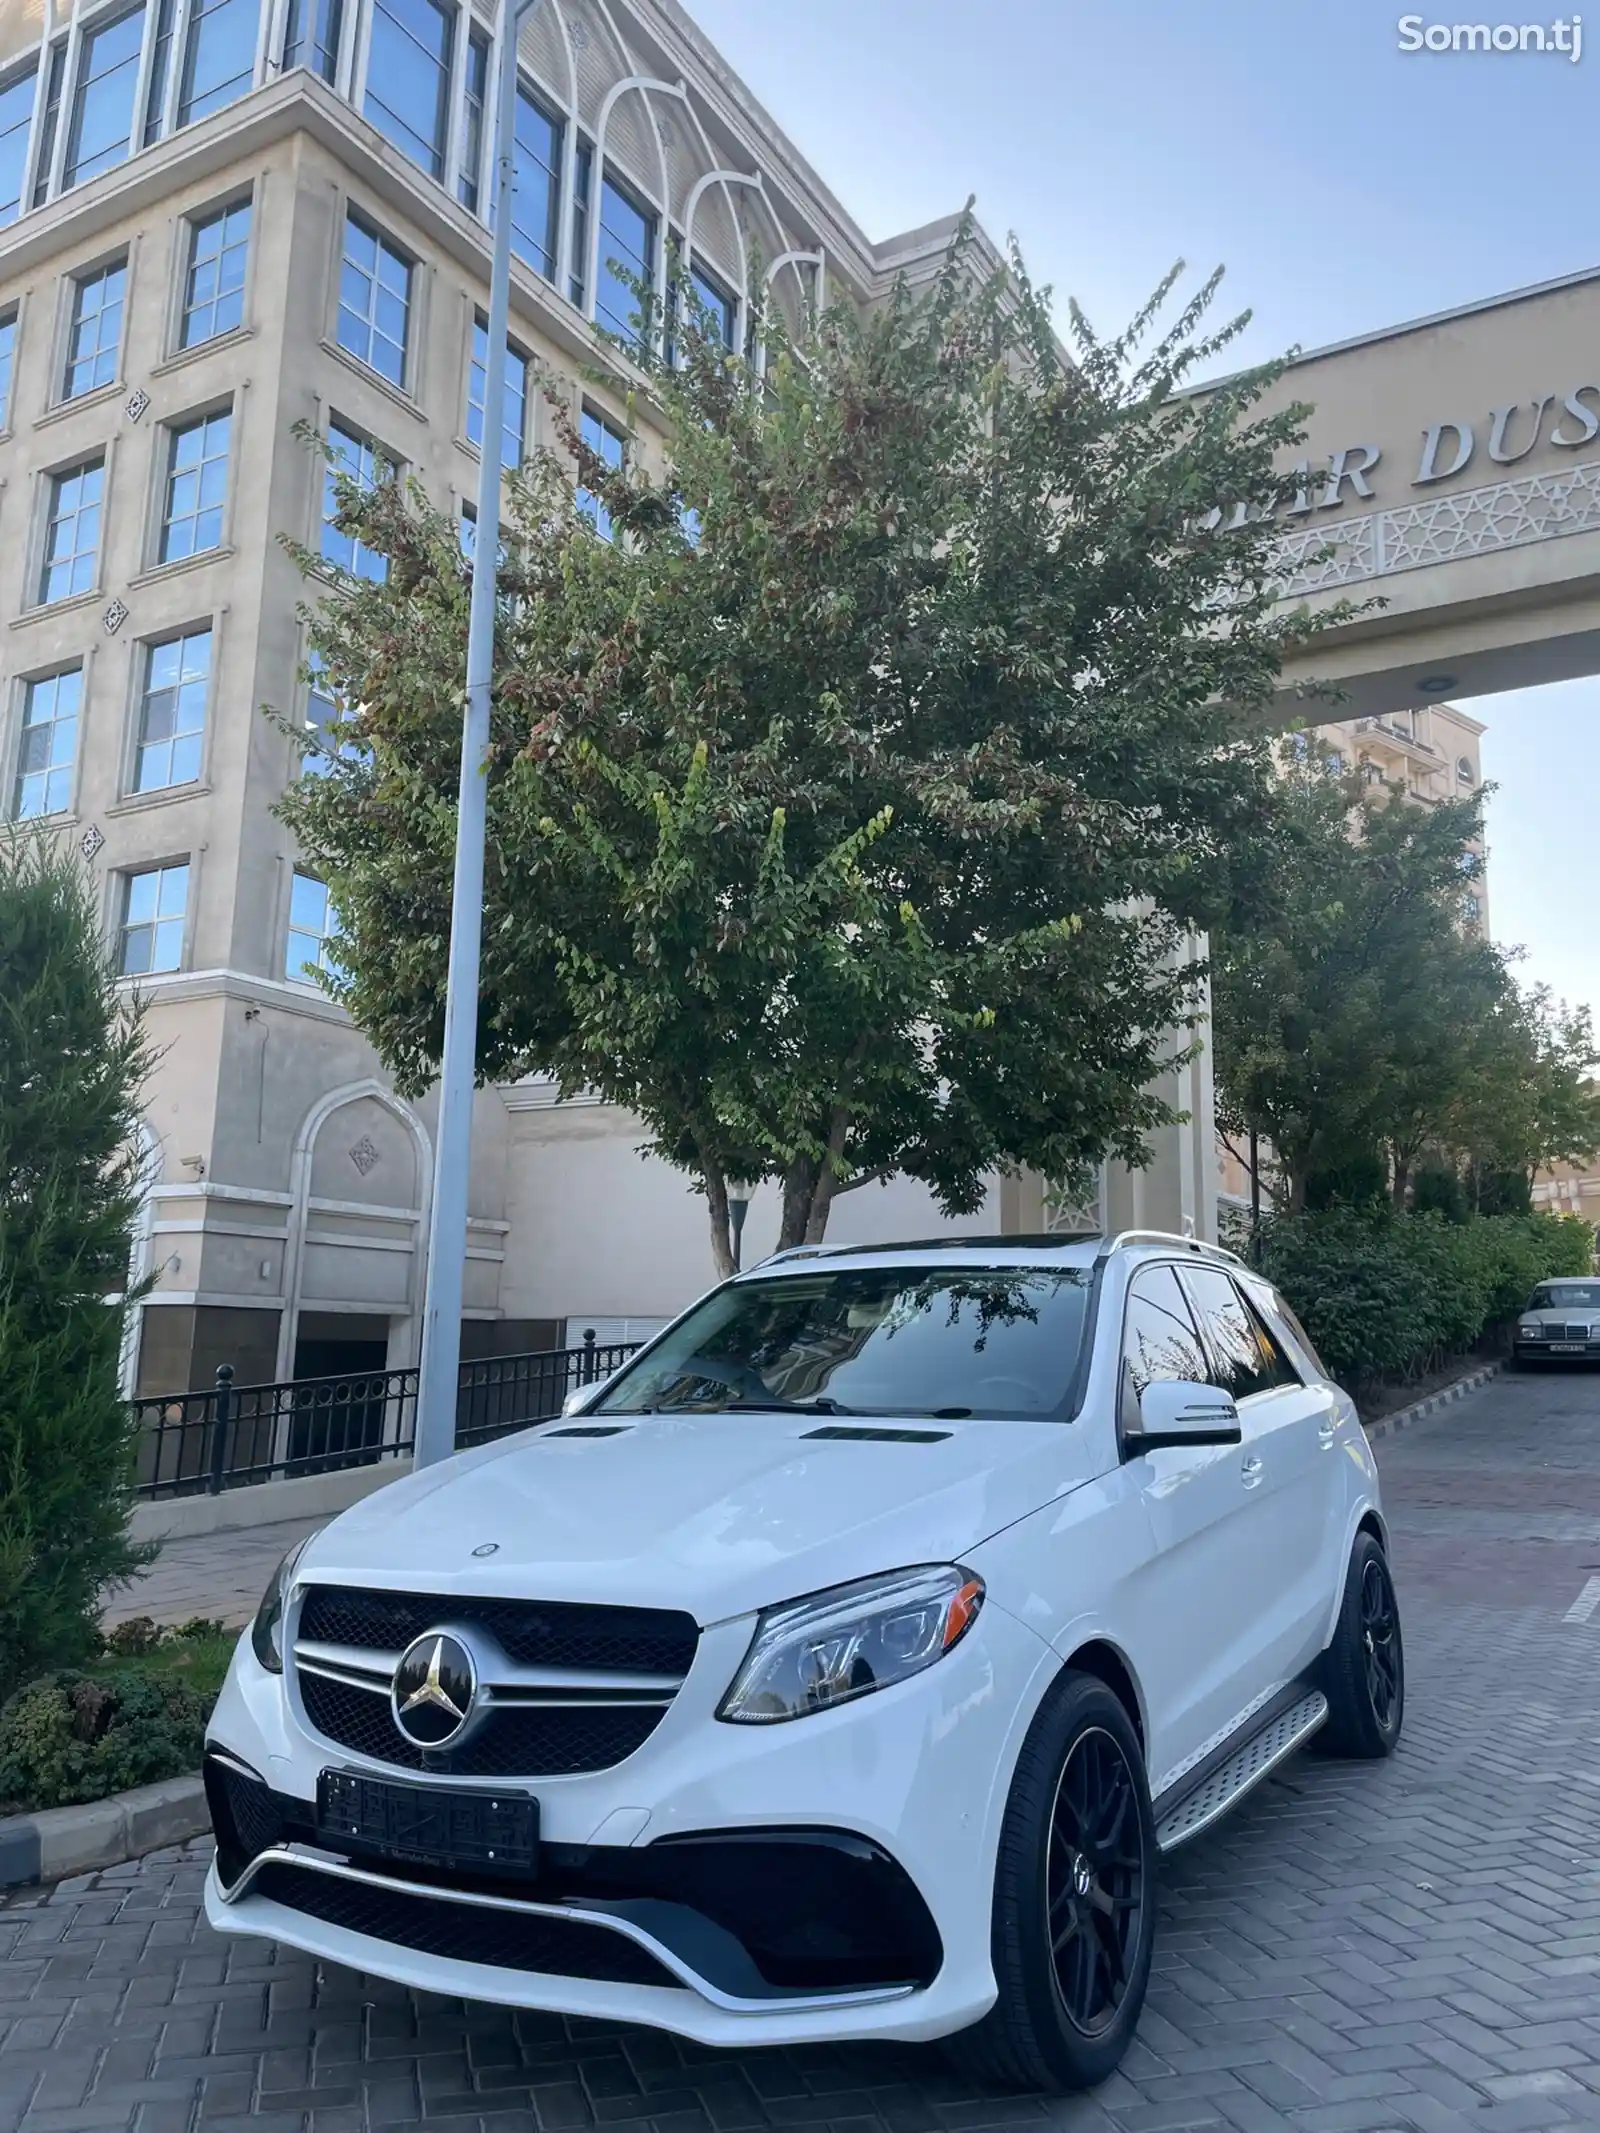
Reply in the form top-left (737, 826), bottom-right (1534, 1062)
top-left (317, 1771), bottom-right (538, 1876)
top-left (1549, 1343), bottom-right (1587, 1354)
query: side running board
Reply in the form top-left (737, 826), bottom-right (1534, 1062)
top-left (1155, 1690), bottom-right (1328, 1853)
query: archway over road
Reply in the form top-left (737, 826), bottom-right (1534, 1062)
top-left (1255, 265), bottom-right (1600, 719)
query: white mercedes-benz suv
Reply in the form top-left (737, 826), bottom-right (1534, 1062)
top-left (204, 1230), bottom-right (1402, 2093)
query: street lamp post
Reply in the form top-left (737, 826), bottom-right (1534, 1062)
top-left (412, 0), bottom-right (539, 1470)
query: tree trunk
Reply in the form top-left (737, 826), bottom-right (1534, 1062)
top-left (777, 1158), bottom-right (820, 1252)
top-left (1390, 1152), bottom-right (1410, 1209)
top-left (703, 1162), bottom-right (736, 1281)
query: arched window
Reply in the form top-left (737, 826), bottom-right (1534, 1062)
top-left (1457, 757), bottom-right (1475, 783)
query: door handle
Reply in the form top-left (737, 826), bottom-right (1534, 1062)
top-left (1318, 1420), bottom-right (1337, 1447)
top-left (1241, 1454), bottom-right (1264, 1488)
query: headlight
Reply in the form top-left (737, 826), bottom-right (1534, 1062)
top-left (718, 1564), bottom-right (984, 1725)
top-left (1519, 1322), bottom-right (1545, 1338)
top-left (250, 1540), bottom-right (308, 1674)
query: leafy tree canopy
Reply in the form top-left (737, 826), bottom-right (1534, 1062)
top-left (1212, 741), bottom-right (1600, 1213)
top-left (279, 232), bottom-right (1340, 1271)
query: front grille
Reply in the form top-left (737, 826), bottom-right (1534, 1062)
top-left (299, 1587), bottom-right (698, 1675)
top-left (251, 1860), bottom-right (676, 1986)
top-left (298, 1671), bottom-right (667, 1776)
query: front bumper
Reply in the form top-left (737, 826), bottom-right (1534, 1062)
top-left (1514, 1339), bottom-right (1600, 1361)
top-left (202, 1596), bottom-right (1058, 2046)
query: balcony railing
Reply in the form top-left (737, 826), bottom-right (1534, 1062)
top-left (129, 1334), bottom-right (638, 1501)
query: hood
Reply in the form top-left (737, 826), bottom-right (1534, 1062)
top-left (297, 1412), bottom-right (1097, 1623)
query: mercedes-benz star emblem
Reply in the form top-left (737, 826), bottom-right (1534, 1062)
top-left (390, 1631), bottom-right (478, 1748)
top-left (471, 1541), bottom-right (499, 1558)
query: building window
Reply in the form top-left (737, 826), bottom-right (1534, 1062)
top-left (322, 419), bottom-right (388, 580)
top-left (64, 257), bottom-right (127, 399)
top-left (281, 0), bottom-right (342, 78)
top-left (569, 137), bottom-right (590, 308)
top-left (181, 197), bottom-right (250, 346)
top-left (174, 0), bottom-right (259, 125)
top-left (30, 44), bottom-right (66, 210)
top-left (337, 212), bottom-right (411, 387)
top-left (11, 665), bottom-right (83, 820)
top-left (1463, 891), bottom-right (1482, 924)
top-left (0, 63), bottom-right (37, 227)
top-left (577, 405), bottom-right (624, 540)
top-left (39, 458), bottom-right (106, 603)
top-left (1457, 755), bottom-right (1475, 784)
top-left (669, 259), bottom-right (734, 361)
top-left (466, 315), bottom-right (527, 468)
top-left (510, 81), bottom-right (561, 280)
top-left (143, 0), bottom-right (178, 142)
top-left (135, 626), bottom-right (211, 790)
top-left (302, 649), bottom-right (364, 772)
top-left (286, 869), bottom-right (340, 978)
top-left (0, 307), bottom-right (16, 427)
top-left (63, 4), bottom-right (148, 190)
top-left (458, 22), bottom-right (488, 211)
top-left (120, 862), bottom-right (189, 974)
top-left (594, 170), bottom-right (656, 349)
top-left (160, 407), bottom-right (231, 561)
top-left (362, 0), bottom-right (453, 181)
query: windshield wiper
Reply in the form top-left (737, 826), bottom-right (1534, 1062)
top-left (725, 1395), bottom-right (854, 1415)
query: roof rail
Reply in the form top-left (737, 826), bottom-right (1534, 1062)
top-left (1096, 1228), bottom-right (1246, 1267)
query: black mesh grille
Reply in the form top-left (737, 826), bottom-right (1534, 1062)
top-left (252, 1861), bottom-right (676, 1986)
top-left (299, 1586), bottom-right (698, 1675)
top-left (298, 1672), bottom-right (666, 1777)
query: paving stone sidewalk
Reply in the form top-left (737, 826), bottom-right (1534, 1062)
top-left (103, 1519), bottom-right (327, 1630)
top-left (19, 1364), bottom-right (1600, 2131)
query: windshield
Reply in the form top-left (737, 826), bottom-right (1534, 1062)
top-left (594, 1266), bottom-right (1093, 1420)
top-left (1530, 1283), bottom-right (1600, 1310)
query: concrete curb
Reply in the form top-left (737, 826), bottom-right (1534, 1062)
top-left (1363, 1360), bottom-right (1501, 1443)
top-left (0, 1773), bottom-right (208, 1891)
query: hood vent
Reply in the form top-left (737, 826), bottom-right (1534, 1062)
top-left (543, 1423), bottom-right (632, 1438)
top-left (800, 1425), bottom-right (951, 1444)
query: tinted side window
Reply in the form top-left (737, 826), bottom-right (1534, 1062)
top-left (1120, 1266), bottom-right (1209, 1432)
top-left (1182, 1267), bottom-right (1279, 1400)
top-left (1253, 1282), bottom-right (1327, 1381)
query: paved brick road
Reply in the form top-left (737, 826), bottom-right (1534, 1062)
top-left (12, 1366), bottom-right (1600, 2133)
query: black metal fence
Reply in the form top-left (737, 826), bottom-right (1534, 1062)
top-left (131, 1333), bottom-right (638, 1501)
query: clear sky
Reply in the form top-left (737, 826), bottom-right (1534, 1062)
top-left (686, 0), bottom-right (1600, 1029)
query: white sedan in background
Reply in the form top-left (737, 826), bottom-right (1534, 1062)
top-left (204, 1229), bottom-right (1401, 2093)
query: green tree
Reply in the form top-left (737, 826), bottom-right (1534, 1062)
top-left (1211, 747), bottom-right (1500, 1211)
top-left (0, 835), bottom-right (153, 1702)
top-left (1213, 745), bottom-right (1600, 1216)
top-left (279, 238), bottom-right (1339, 1272)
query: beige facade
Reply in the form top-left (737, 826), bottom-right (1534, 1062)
top-left (1532, 1157), bottom-right (1600, 1241)
top-left (1, 0), bottom-right (1035, 1392)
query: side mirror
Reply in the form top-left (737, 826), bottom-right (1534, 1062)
top-left (1126, 1379), bottom-right (1241, 1454)
top-left (561, 1386), bottom-right (596, 1417)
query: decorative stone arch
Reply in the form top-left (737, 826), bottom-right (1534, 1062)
top-left (275, 1079), bottom-right (433, 1378)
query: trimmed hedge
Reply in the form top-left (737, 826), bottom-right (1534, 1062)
top-left (1256, 1208), bottom-right (1594, 1391)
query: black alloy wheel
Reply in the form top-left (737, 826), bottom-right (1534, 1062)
top-left (944, 1671), bottom-right (1157, 2092)
top-left (1360, 1555), bottom-right (1400, 1734)
top-left (1044, 1726), bottom-right (1146, 2037)
top-left (1316, 1530), bottom-right (1404, 1758)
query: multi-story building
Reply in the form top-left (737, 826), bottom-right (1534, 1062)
top-left (21, 0), bottom-right (1221, 1396)
top-left (1324, 701), bottom-right (1489, 932)
top-left (1533, 1158), bottom-right (1600, 1242)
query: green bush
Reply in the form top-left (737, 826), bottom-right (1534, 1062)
top-left (0, 1666), bottom-right (207, 1813)
top-left (1256, 1208), bottom-right (1593, 1390)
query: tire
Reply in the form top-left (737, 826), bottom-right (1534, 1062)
top-left (1315, 1531), bottom-right (1404, 1758)
top-left (944, 1672), bottom-right (1156, 2092)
